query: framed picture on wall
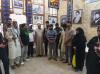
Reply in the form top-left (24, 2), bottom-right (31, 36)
top-left (32, 5), bottom-right (44, 14)
top-left (13, 0), bottom-right (23, 8)
top-left (85, 0), bottom-right (100, 3)
top-left (91, 9), bottom-right (100, 26)
top-left (48, 16), bottom-right (57, 25)
top-left (60, 15), bottom-right (67, 24)
top-left (33, 15), bottom-right (44, 25)
top-left (48, 0), bottom-right (59, 9)
top-left (73, 9), bottom-right (83, 24)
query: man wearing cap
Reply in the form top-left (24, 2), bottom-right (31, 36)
top-left (35, 23), bottom-right (44, 56)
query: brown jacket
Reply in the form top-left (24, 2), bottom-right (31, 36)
top-left (65, 28), bottom-right (75, 46)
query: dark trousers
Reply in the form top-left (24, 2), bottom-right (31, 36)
top-left (0, 67), bottom-right (2, 74)
top-left (55, 41), bottom-right (59, 58)
top-left (28, 42), bottom-right (34, 57)
top-left (44, 41), bottom-right (48, 56)
top-left (48, 43), bottom-right (57, 59)
top-left (0, 48), bottom-right (9, 74)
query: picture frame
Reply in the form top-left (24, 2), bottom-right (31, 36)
top-left (60, 15), bottom-right (67, 24)
top-left (73, 9), bottom-right (83, 24)
top-left (91, 9), bottom-right (100, 26)
top-left (33, 15), bottom-right (44, 25)
top-left (32, 4), bottom-right (44, 14)
top-left (48, 16), bottom-right (57, 25)
top-left (13, 0), bottom-right (23, 9)
top-left (48, 0), bottom-right (59, 9)
top-left (85, 0), bottom-right (100, 3)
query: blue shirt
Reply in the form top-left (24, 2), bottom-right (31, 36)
top-left (46, 29), bottom-right (57, 43)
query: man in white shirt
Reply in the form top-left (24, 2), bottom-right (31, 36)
top-left (28, 24), bottom-right (36, 58)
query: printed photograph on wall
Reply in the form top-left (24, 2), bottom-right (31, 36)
top-left (73, 9), bottom-right (82, 24)
top-left (33, 15), bottom-right (44, 25)
top-left (85, 0), bottom-right (100, 3)
top-left (13, 0), bottom-right (23, 8)
top-left (32, 5), bottom-right (44, 14)
top-left (49, 16), bottom-right (57, 25)
top-left (91, 9), bottom-right (100, 26)
top-left (60, 15), bottom-right (67, 24)
top-left (48, 0), bottom-right (59, 9)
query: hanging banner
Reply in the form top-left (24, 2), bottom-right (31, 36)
top-left (1, 0), bottom-right (10, 23)
top-left (26, 1), bottom-right (33, 25)
top-left (67, 0), bottom-right (73, 24)
top-left (48, 0), bottom-right (59, 9)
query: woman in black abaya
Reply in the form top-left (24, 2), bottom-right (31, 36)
top-left (72, 27), bottom-right (87, 71)
top-left (86, 27), bottom-right (100, 74)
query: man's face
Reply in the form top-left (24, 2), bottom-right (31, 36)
top-left (95, 14), bottom-right (100, 19)
top-left (38, 25), bottom-right (41, 29)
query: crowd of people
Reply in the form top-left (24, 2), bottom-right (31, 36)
top-left (0, 19), bottom-right (100, 74)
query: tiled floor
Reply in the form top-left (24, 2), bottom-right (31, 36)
top-left (11, 57), bottom-right (86, 74)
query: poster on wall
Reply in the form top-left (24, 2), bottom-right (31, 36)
top-left (48, 0), bottom-right (59, 9)
top-left (91, 9), bottom-right (100, 26)
top-left (32, 5), bottom-right (44, 14)
top-left (33, 15), bottom-right (44, 25)
top-left (13, 0), bottom-right (23, 8)
top-left (85, 0), bottom-right (100, 3)
top-left (73, 9), bottom-right (82, 24)
top-left (49, 16), bottom-right (57, 25)
top-left (60, 15), bottom-right (67, 24)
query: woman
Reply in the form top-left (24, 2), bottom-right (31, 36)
top-left (72, 27), bottom-right (86, 71)
top-left (86, 27), bottom-right (100, 74)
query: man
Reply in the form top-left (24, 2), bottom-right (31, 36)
top-left (64, 24), bottom-right (75, 64)
top-left (46, 24), bottom-right (57, 60)
top-left (20, 23), bottom-right (29, 64)
top-left (28, 24), bottom-right (36, 58)
top-left (92, 12), bottom-right (100, 25)
top-left (12, 21), bottom-right (21, 66)
top-left (43, 21), bottom-right (49, 56)
top-left (0, 32), bottom-right (9, 74)
top-left (35, 23), bottom-right (44, 56)
top-left (54, 23), bottom-right (61, 58)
